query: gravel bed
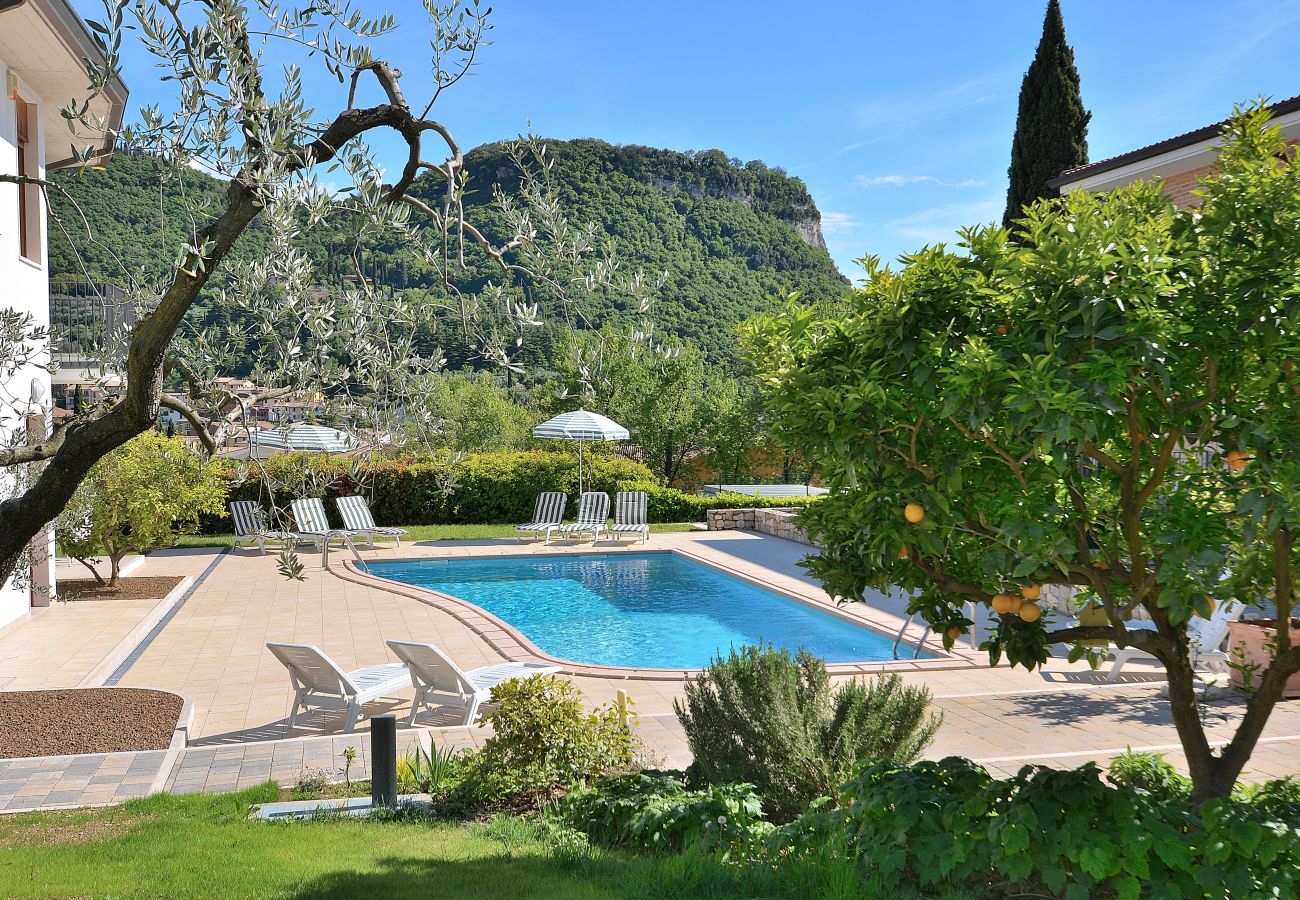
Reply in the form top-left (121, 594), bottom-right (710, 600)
top-left (0, 689), bottom-right (183, 759)
top-left (58, 576), bottom-right (185, 602)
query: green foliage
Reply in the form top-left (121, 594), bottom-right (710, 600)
top-left (555, 773), bottom-right (772, 856)
top-left (1004, 0), bottom-right (1090, 225)
top-left (674, 644), bottom-right (939, 821)
top-left (773, 758), bottom-right (1300, 898)
top-left (396, 743), bottom-right (462, 796)
top-left (56, 432), bottom-right (227, 583)
top-left (1237, 776), bottom-right (1300, 823)
top-left (455, 675), bottom-right (634, 808)
top-left (744, 105), bottom-right (1300, 686)
top-left (405, 372), bottom-right (536, 452)
top-left (47, 152), bottom-right (272, 286)
top-left (1107, 750), bottom-right (1192, 805)
top-left (213, 450), bottom-right (815, 531)
top-left (49, 140), bottom-right (847, 371)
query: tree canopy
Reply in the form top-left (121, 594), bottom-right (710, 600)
top-left (745, 107), bottom-right (1300, 803)
top-left (1003, 0), bottom-right (1090, 226)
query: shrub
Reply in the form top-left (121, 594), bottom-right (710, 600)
top-left (674, 644), bottom-right (940, 821)
top-left (396, 743), bottom-right (462, 796)
top-left (1107, 749), bottom-right (1192, 804)
top-left (1239, 776), bottom-right (1300, 823)
top-left (454, 675), bottom-right (634, 808)
top-left (772, 757), bottom-right (1300, 898)
top-left (57, 432), bottom-right (228, 583)
top-left (555, 773), bottom-right (773, 856)
top-left (208, 449), bottom-right (819, 532)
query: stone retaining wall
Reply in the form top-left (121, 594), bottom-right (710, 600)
top-left (706, 507), bottom-right (811, 545)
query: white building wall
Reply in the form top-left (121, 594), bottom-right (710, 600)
top-left (0, 58), bottom-right (56, 631)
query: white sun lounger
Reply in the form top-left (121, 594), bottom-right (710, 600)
top-left (335, 495), bottom-right (408, 548)
top-left (386, 640), bottom-right (559, 726)
top-left (515, 492), bottom-right (568, 544)
top-left (557, 491), bottom-right (610, 544)
top-left (610, 491), bottom-right (650, 543)
top-left (1105, 600), bottom-right (1245, 682)
top-left (267, 642), bottom-right (411, 732)
top-left (228, 500), bottom-right (302, 554)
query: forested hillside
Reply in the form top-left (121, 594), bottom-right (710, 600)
top-left (48, 140), bottom-right (846, 365)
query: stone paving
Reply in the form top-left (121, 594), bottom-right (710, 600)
top-left (0, 750), bottom-right (168, 812)
top-left (0, 531), bottom-right (1296, 813)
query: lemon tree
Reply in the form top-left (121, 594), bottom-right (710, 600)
top-left (744, 105), bottom-right (1300, 804)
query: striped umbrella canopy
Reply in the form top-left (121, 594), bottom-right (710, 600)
top-left (532, 409), bottom-right (629, 491)
top-left (532, 409), bottom-right (629, 442)
top-left (250, 423), bottom-right (358, 454)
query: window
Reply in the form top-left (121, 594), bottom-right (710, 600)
top-left (15, 96), bottom-right (37, 262)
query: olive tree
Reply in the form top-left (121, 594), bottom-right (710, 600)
top-left (743, 106), bottom-right (1299, 804)
top-left (0, 0), bottom-right (657, 585)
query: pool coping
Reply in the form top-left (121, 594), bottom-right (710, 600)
top-left (333, 543), bottom-right (986, 680)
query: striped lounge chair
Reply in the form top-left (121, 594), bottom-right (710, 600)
top-left (289, 497), bottom-right (368, 553)
top-left (335, 495), bottom-right (408, 549)
top-left (515, 492), bottom-right (567, 544)
top-left (611, 491), bottom-right (650, 543)
top-left (229, 500), bottom-right (301, 554)
top-left (558, 492), bottom-right (610, 544)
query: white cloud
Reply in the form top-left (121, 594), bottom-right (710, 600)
top-left (854, 74), bottom-right (1003, 134)
top-left (856, 174), bottom-right (986, 190)
top-left (820, 211), bottom-right (860, 233)
top-left (888, 198), bottom-right (1002, 248)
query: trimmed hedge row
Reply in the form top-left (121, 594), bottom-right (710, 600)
top-left (207, 450), bottom-right (818, 531)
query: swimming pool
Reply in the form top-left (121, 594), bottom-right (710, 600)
top-left (366, 552), bottom-right (930, 669)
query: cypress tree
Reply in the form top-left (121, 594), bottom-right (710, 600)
top-left (1003, 0), bottom-right (1090, 226)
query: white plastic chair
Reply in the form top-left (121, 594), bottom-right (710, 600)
top-left (557, 492), bottom-right (610, 544)
top-left (386, 640), bottom-right (559, 726)
top-left (515, 492), bottom-right (567, 543)
top-left (335, 495), bottom-right (408, 548)
top-left (267, 642), bottom-right (410, 732)
top-left (610, 491), bottom-right (650, 543)
top-left (1105, 600), bottom-right (1245, 682)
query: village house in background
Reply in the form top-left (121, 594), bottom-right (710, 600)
top-left (0, 0), bottom-right (126, 632)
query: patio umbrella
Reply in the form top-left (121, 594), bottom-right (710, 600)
top-left (247, 424), bottom-right (358, 457)
top-left (532, 409), bottom-right (629, 492)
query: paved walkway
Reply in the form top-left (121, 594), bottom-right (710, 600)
top-left (0, 532), bottom-right (1296, 812)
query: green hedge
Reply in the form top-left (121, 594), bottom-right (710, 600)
top-left (207, 451), bottom-right (819, 531)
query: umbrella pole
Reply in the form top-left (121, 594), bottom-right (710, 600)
top-left (579, 440), bottom-right (585, 493)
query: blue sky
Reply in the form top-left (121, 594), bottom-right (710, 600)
top-left (88, 0), bottom-right (1300, 277)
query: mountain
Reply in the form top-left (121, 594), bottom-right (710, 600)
top-left (47, 139), bottom-right (847, 365)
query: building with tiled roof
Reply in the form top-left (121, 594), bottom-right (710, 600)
top-left (1049, 94), bottom-right (1300, 207)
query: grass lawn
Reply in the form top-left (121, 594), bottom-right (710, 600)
top-left (173, 522), bottom-right (698, 549)
top-left (0, 785), bottom-right (970, 899)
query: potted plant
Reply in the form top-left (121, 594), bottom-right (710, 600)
top-left (1228, 618), bottom-right (1300, 699)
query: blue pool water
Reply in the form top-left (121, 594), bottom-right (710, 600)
top-left (366, 553), bottom-right (927, 669)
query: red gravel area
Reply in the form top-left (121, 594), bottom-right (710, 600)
top-left (59, 576), bottom-right (185, 602)
top-left (0, 689), bottom-right (183, 759)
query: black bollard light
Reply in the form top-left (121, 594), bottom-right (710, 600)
top-left (370, 715), bottom-right (398, 807)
